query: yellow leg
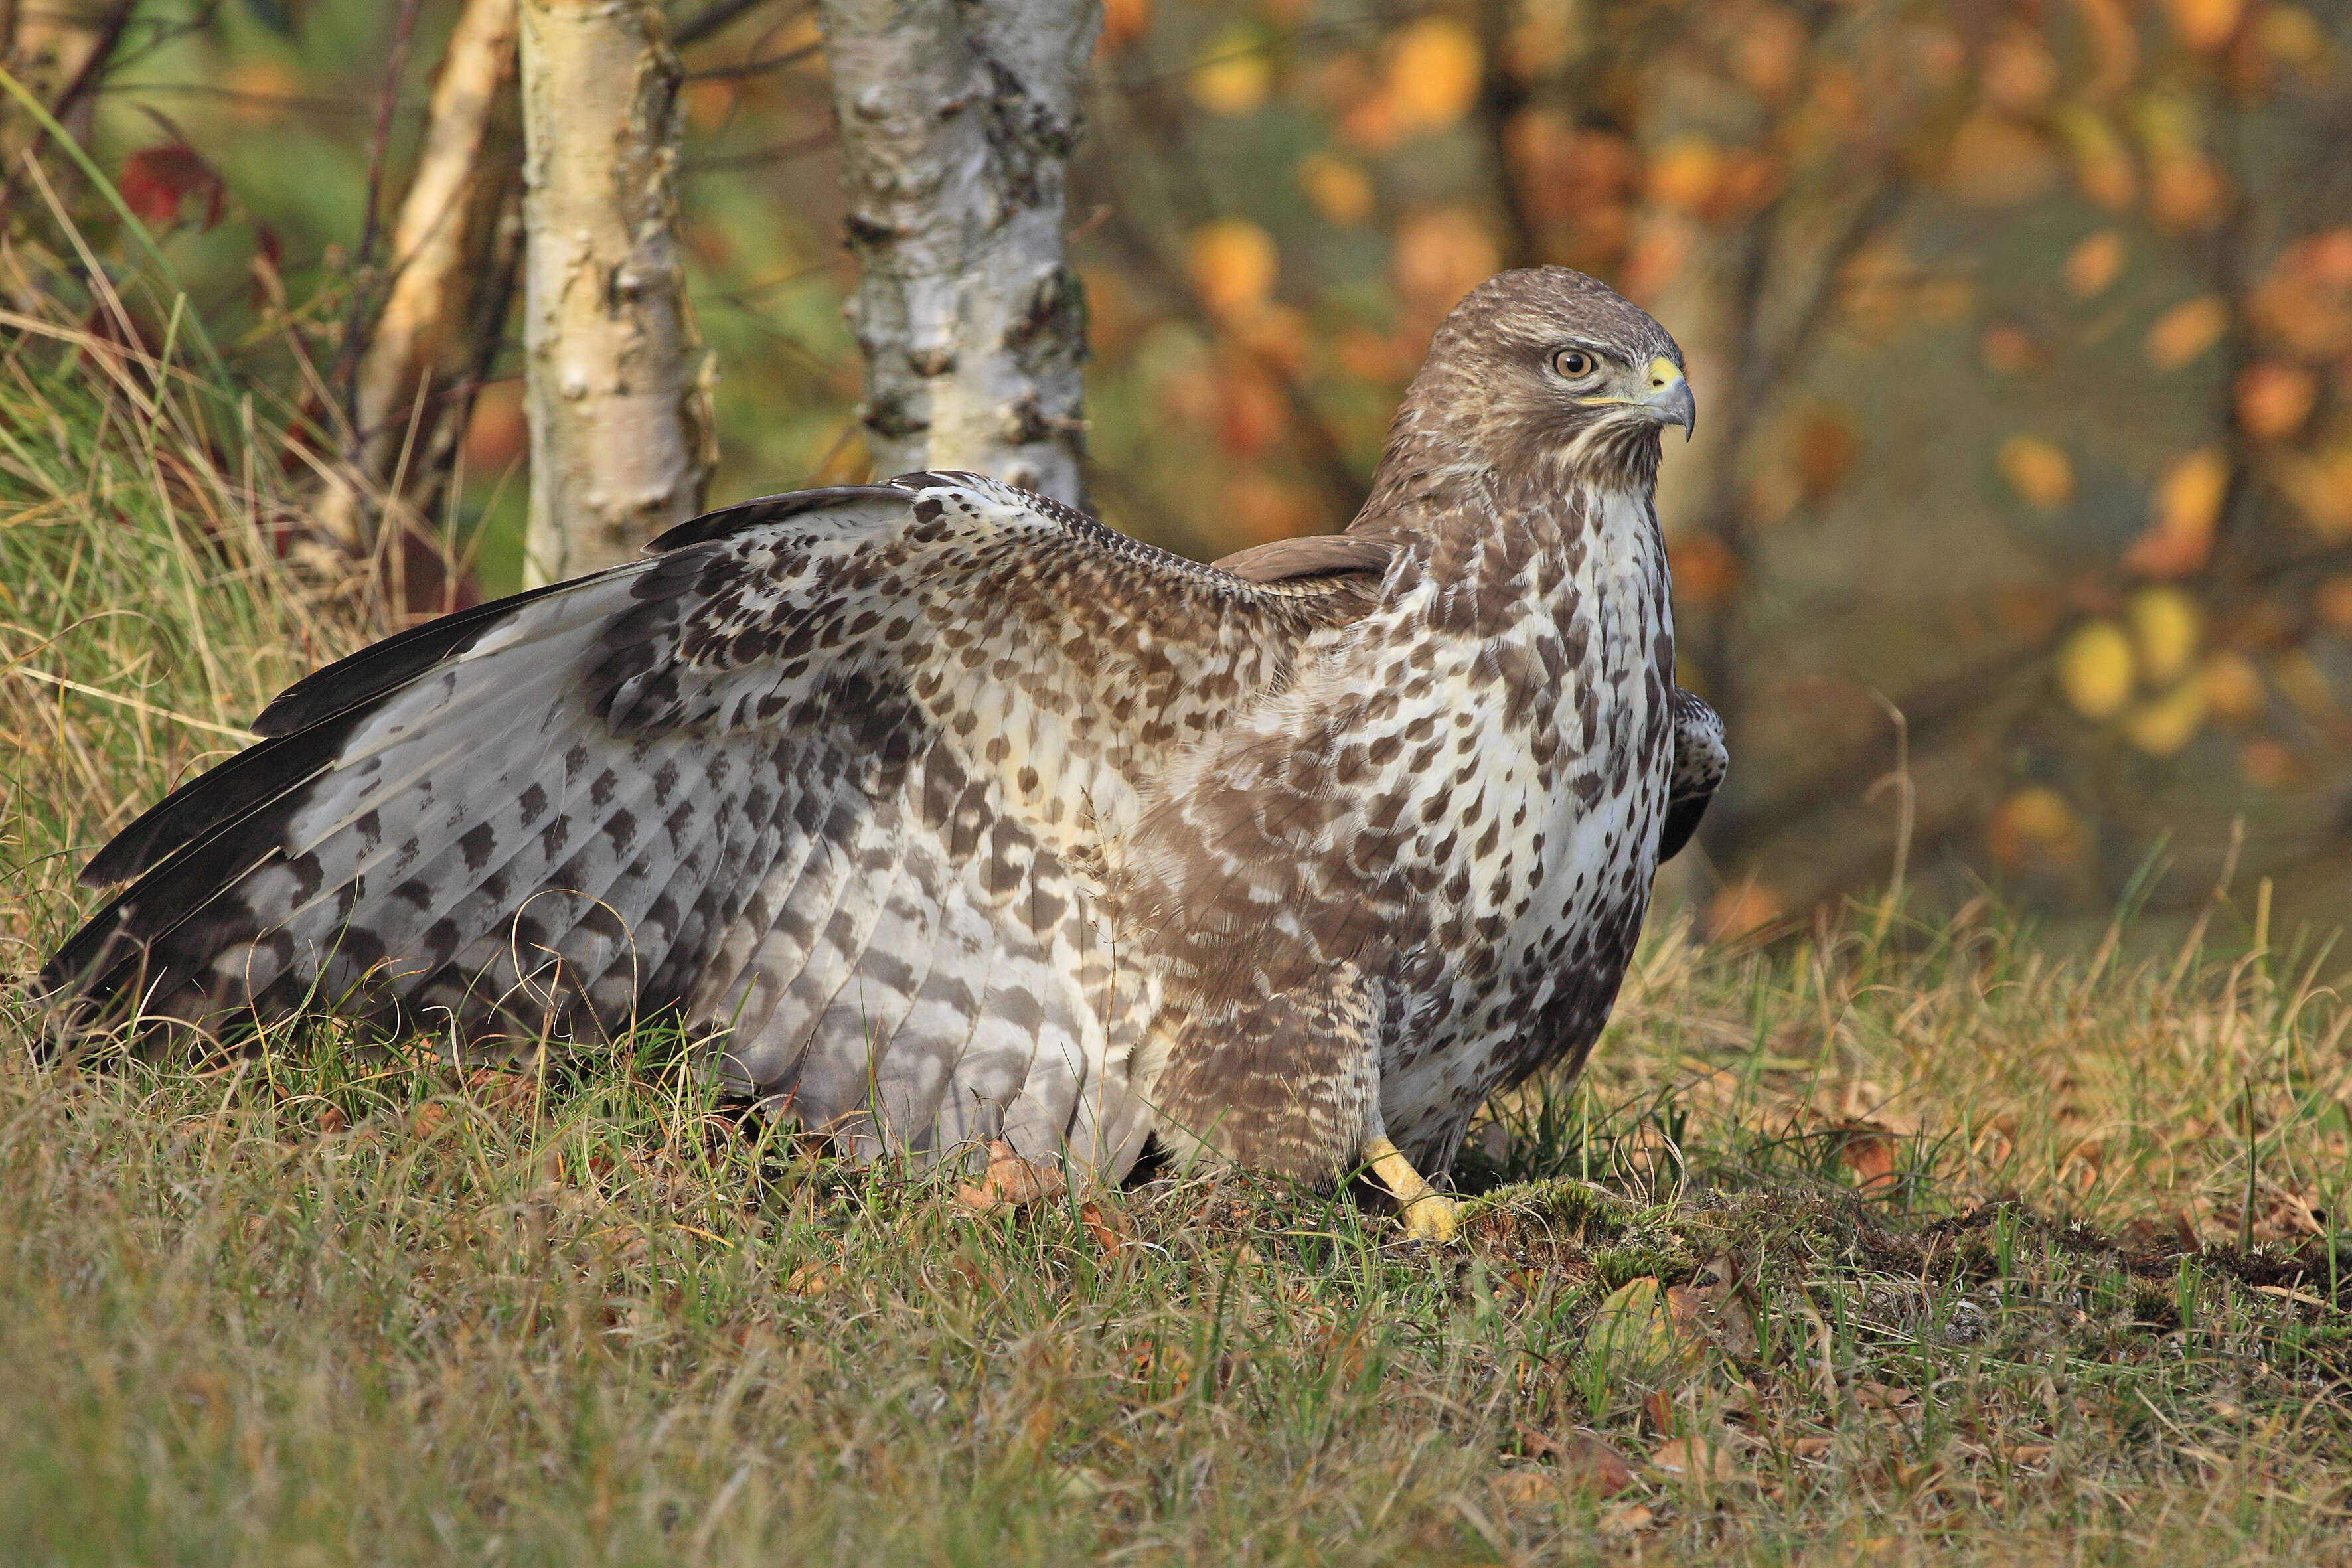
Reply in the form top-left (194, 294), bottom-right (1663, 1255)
top-left (1362, 1137), bottom-right (1460, 1243)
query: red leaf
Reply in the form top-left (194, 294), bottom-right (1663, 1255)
top-left (118, 145), bottom-right (225, 233)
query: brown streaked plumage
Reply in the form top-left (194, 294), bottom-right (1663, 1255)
top-left (40, 267), bottom-right (1720, 1238)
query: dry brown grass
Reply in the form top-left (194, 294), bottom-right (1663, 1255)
top-left (4, 254), bottom-right (2350, 1567)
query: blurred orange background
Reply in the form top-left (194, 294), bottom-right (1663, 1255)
top-left (11, 0), bottom-right (2352, 938)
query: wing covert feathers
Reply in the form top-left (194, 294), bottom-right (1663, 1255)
top-left (1212, 534), bottom-right (1397, 586)
top-left (42, 474), bottom-right (1372, 1180)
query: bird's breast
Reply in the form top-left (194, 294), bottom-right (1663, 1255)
top-left (1372, 485), bottom-right (1676, 1151)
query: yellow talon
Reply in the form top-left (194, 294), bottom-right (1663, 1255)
top-left (1363, 1137), bottom-right (1462, 1244)
top-left (1400, 1189), bottom-right (1460, 1243)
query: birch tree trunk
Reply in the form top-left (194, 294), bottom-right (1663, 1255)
top-left (517, 0), bottom-right (716, 587)
top-left (818, 0), bottom-right (1099, 507)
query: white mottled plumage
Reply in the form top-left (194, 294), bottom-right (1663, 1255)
top-left (44, 268), bottom-right (1723, 1213)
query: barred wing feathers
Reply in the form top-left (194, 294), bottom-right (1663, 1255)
top-left (45, 473), bottom-right (1383, 1173)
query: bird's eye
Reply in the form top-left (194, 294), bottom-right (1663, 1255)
top-left (1551, 348), bottom-right (1597, 380)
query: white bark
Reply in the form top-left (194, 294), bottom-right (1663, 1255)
top-left (818, 0), bottom-right (1099, 506)
top-left (518, 0), bottom-right (716, 587)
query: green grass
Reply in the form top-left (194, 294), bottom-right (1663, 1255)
top-left (4, 267), bottom-right (2351, 1567)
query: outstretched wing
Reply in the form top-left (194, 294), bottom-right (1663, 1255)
top-left (1658, 686), bottom-right (1725, 863)
top-left (42, 473), bottom-right (1386, 1174)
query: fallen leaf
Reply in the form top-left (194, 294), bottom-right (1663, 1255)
top-left (953, 1140), bottom-right (1069, 1215)
top-left (465, 1067), bottom-right (537, 1119)
top-left (1650, 1435), bottom-right (1741, 1484)
top-left (1518, 1425), bottom-right (1638, 1496)
top-left (1788, 1434), bottom-right (1835, 1459)
top-left (1079, 1199), bottom-right (1126, 1256)
top-left (1853, 1380), bottom-right (1919, 1410)
top-left (1664, 1261), bottom-right (1762, 1359)
top-left (1584, 1277), bottom-right (1701, 1376)
top-left (2003, 1442), bottom-right (2054, 1466)
top-left (1599, 1502), bottom-right (1655, 1536)
top-left (1056, 1466), bottom-right (1112, 1501)
top-left (1834, 1122), bottom-right (1901, 1193)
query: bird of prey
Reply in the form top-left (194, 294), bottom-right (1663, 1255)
top-left (42, 267), bottom-right (1723, 1241)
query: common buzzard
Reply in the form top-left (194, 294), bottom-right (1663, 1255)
top-left (42, 268), bottom-right (1724, 1241)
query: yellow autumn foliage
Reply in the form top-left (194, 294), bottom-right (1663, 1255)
top-left (2237, 362), bottom-right (2317, 440)
top-left (1099, 0), bottom-right (1150, 51)
top-left (2258, 5), bottom-right (2328, 62)
top-left (1385, 18), bottom-right (1483, 135)
top-left (2126, 447), bottom-right (2230, 575)
top-left (2201, 651), bottom-right (2264, 722)
top-left (1297, 153), bottom-right (1374, 226)
top-left (1190, 27), bottom-right (1272, 116)
top-left (1989, 786), bottom-right (2084, 870)
top-left (2052, 108), bottom-right (2135, 210)
top-left (2163, 0), bottom-right (2247, 52)
top-left (1186, 220), bottom-right (1279, 323)
top-left (1998, 435), bottom-right (2074, 510)
top-left (2143, 295), bottom-right (2228, 370)
top-left (2124, 678), bottom-right (2209, 756)
top-left (1648, 136), bottom-right (1726, 214)
top-left (2128, 586), bottom-right (2201, 685)
top-left (2057, 621), bottom-right (2134, 719)
top-left (2276, 447), bottom-right (2352, 539)
top-left (2065, 230), bottom-right (2125, 297)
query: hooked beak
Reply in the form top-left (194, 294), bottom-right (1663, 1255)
top-left (1644, 357), bottom-right (1695, 441)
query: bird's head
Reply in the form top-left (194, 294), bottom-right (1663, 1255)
top-left (1375, 267), bottom-right (1693, 502)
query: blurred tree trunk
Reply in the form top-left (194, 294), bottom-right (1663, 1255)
top-left (350, 0), bottom-right (520, 489)
top-left (817, 0), bottom-right (1098, 507)
top-left (0, 0), bottom-right (133, 209)
top-left (516, 0), bottom-right (715, 587)
top-left (315, 0), bottom-right (524, 624)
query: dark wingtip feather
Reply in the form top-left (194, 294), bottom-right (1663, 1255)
top-left (250, 576), bottom-right (586, 738)
top-left (1657, 795), bottom-right (1710, 864)
top-left (78, 723), bottom-right (353, 886)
